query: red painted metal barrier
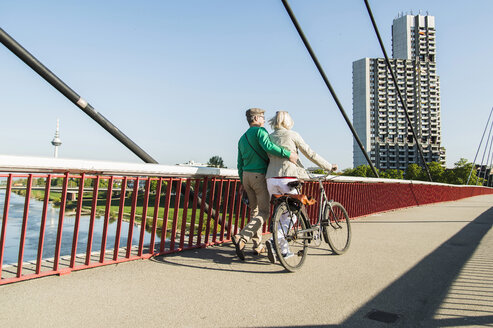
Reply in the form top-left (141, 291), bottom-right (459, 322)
top-left (1, 169), bottom-right (492, 286)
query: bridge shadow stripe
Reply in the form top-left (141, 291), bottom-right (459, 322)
top-left (340, 205), bottom-right (493, 326)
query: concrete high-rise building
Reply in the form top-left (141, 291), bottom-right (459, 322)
top-left (352, 13), bottom-right (445, 170)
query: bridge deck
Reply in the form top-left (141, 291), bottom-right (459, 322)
top-left (1, 194), bottom-right (492, 327)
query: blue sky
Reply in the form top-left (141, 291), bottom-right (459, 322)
top-left (1, 1), bottom-right (492, 170)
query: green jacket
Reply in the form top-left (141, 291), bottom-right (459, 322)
top-left (237, 126), bottom-right (291, 183)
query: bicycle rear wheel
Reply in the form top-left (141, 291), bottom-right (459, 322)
top-left (323, 202), bottom-right (351, 255)
top-left (272, 202), bottom-right (308, 272)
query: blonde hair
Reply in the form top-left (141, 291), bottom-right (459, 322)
top-left (269, 111), bottom-right (294, 130)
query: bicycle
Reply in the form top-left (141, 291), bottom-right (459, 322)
top-left (269, 168), bottom-right (351, 272)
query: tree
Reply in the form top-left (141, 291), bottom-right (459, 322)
top-left (427, 162), bottom-right (445, 183)
top-left (207, 156), bottom-right (226, 168)
top-left (84, 178), bottom-right (94, 188)
top-left (405, 164), bottom-right (422, 180)
top-left (444, 158), bottom-right (481, 185)
top-left (342, 165), bottom-right (376, 178)
top-left (98, 179), bottom-right (109, 188)
top-left (380, 169), bottom-right (404, 179)
top-left (35, 177), bottom-right (46, 187)
top-left (150, 178), bottom-right (168, 193)
top-left (51, 177), bottom-right (64, 187)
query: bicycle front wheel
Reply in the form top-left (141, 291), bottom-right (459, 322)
top-left (323, 202), bottom-right (351, 255)
top-left (272, 202), bottom-right (308, 272)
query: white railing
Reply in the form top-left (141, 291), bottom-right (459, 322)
top-left (0, 154), bottom-right (486, 188)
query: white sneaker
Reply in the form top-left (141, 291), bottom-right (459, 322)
top-left (282, 252), bottom-right (294, 259)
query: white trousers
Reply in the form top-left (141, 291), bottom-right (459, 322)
top-left (266, 178), bottom-right (298, 254)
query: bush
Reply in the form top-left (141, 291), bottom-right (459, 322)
top-left (345, 159), bottom-right (481, 185)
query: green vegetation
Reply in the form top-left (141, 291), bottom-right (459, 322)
top-left (13, 187), bottom-right (225, 237)
top-left (341, 158), bottom-right (484, 185)
top-left (69, 192), bottom-right (226, 237)
top-left (207, 155), bottom-right (226, 168)
top-left (9, 176), bottom-right (238, 243)
top-left (12, 189), bottom-right (63, 203)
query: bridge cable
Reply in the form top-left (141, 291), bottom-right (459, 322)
top-left (467, 107), bottom-right (493, 184)
top-left (0, 28), bottom-right (224, 219)
top-left (482, 121), bottom-right (493, 186)
top-left (485, 136), bottom-right (493, 187)
top-left (280, 0), bottom-right (379, 178)
top-left (476, 115), bottom-right (493, 185)
top-left (363, 0), bottom-right (433, 182)
top-left (476, 114), bottom-right (493, 185)
top-left (0, 28), bottom-right (158, 164)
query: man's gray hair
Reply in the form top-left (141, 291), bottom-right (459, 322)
top-left (246, 108), bottom-right (265, 124)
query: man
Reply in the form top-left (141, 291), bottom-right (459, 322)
top-left (232, 108), bottom-right (298, 260)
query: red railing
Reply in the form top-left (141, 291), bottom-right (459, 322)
top-left (1, 166), bottom-right (492, 285)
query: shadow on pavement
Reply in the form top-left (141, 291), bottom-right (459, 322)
top-left (151, 203), bottom-right (493, 326)
top-left (150, 243), bottom-right (287, 274)
top-left (340, 206), bottom-right (493, 327)
top-left (151, 234), bottom-right (338, 273)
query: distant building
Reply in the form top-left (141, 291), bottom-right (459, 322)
top-left (51, 119), bottom-right (62, 158)
top-left (475, 164), bottom-right (491, 185)
top-left (353, 13), bottom-right (445, 170)
top-left (178, 160), bottom-right (208, 167)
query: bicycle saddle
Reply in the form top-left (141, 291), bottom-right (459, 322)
top-left (287, 180), bottom-right (303, 189)
top-left (271, 194), bottom-right (316, 206)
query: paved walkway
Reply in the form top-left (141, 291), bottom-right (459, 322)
top-left (1, 194), bottom-right (493, 327)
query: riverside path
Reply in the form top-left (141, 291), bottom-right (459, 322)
top-left (1, 194), bottom-right (492, 327)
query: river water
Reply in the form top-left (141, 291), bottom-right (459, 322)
top-left (0, 189), bottom-right (157, 265)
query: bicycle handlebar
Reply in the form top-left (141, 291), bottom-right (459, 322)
top-left (301, 163), bottom-right (337, 181)
top-left (305, 170), bottom-right (331, 181)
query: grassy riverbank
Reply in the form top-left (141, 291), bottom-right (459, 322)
top-left (12, 190), bottom-right (225, 234)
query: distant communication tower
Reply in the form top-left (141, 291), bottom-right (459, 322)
top-left (51, 119), bottom-right (62, 158)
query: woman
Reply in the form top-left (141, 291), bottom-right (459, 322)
top-left (265, 111), bottom-right (337, 263)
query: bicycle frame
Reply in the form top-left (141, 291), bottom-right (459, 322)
top-left (316, 178), bottom-right (329, 225)
top-left (285, 176), bottom-right (327, 241)
top-left (270, 169), bottom-right (351, 271)
top-left (289, 172), bottom-right (343, 241)
top-left (313, 176), bottom-right (345, 231)
top-left (298, 173), bottom-right (330, 223)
